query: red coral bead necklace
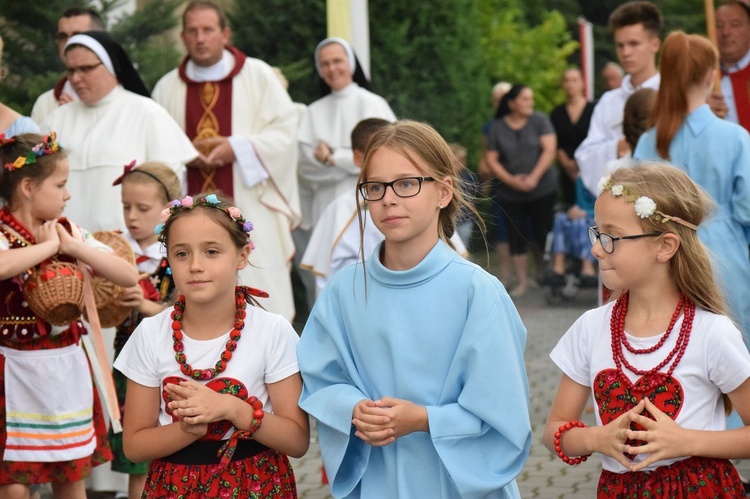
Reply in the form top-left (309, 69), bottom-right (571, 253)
top-left (610, 292), bottom-right (694, 393)
top-left (0, 207), bottom-right (35, 246)
top-left (172, 286), bottom-right (246, 380)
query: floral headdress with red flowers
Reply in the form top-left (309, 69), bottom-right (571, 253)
top-left (155, 194), bottom-right (255, 248)
top-left (2, 132), bottom-right (63, 172)
top-left (597, 175), bottom-right (698, 230)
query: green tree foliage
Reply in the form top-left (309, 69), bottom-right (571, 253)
top-left (109, 0), bottom-right (183, 89)
top-left (0, 0), bottom-right (181, 114)
top-left (477, 0), bottom-right (579, 113)
top-left (231, 0), bottom-right (489, 157)
top-left (228, 0), bottom-right (326, 105)
top-left (369, 0), bottom-right (489, 155)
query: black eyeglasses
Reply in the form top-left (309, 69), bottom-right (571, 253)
top-left (65, 62), bottom-right (103, 77)
top-left (588, 226), bottom-right (662, 254)
top-left (358, 177), bottom-right (434, 201)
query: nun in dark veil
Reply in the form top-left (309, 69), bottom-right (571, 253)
top-left (40, 31), bottom-right (199, 232)
top-left (64, 31), bottom-right (150, 98)
top-left (297, 36), bottom-right (397, 227)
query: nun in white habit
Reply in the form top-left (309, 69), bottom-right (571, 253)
top-left (42, 31), bottom-right (198, 232)
top-left (297, 37), bottom-right (396, 227)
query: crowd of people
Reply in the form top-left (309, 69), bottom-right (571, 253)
top-left (1, 0), bottom-right (750, 498)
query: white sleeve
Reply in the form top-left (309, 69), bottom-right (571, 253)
top-left (31, 90), bottom-right (57, 126)
top-left (79, 227), bottom-right (113, 253)
top-left (264, 313), bottom-right (300, 384)
top-left (575, 100), bottom-right (621, 195)
top-left (705, 315), bottom-right (750, 393)
top-left (549, 312), bottom-right (593, 386)
top-left (229, 135), bottom-right (270, 188)
top-left (0, 232), bottom-right (8, 251)
top-left (298, 142), bottom-right (357, 185)
top-left (329, 221), bottom-right (361, 277)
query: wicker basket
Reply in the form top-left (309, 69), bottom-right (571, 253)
top-left (23, 261), bottom-right (85, 326)
top-left (83, 231), bottom-right (136, 328)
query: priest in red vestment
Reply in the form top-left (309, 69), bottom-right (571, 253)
top-left (152, 0), bottom-right (300, 321)
top-left (710, 0), bottom-right (750, 131)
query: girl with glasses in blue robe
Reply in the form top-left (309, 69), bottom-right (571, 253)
top-left (297, 120), bottom-right (532, 498)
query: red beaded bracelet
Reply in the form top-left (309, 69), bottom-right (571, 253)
top-left (554, 420), bottom-right (592, 465)
top-left (248, 396), bottom-right (264, 435)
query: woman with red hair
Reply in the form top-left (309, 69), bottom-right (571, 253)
top-left (634, 31), bottom-right (750, 349)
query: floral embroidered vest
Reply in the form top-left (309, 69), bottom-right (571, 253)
top-left (0, 214), bottom-right (82, 350)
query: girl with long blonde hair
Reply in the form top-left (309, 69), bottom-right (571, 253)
top-left (298, 120), bottom-right (531, 498)
top-left (545, 163), bottom-right (750, 497)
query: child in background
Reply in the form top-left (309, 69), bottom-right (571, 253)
top-left (302, 119), bottom-right (469, 296)
top-left (109, 161), bottom-right (182, 499)
top-left (0, 133), bottom-right (138, 498)
top-left (298, 120), bottom-right (531, 498)
top-left (114, 193), bottom-right (309, 498)
top-left (609, 87), bottom-right (657, 170)
top-left (544, 163), bottom-right (750, 496)
top-left (540, 88), bottom-right (656, 289)
top-left (301, 118), bottom-right (391, 295)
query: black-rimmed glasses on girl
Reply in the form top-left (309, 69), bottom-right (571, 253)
top-left (588, 226), bottom-right (662, 254)
top-left (358, 177), bottom-right (434, 201)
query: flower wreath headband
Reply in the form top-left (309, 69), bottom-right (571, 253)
top-left (597, 175), bottom-right (698, 231)
top-left (155, 194), bottom-right (255, 249)
top-left (1, 132), bottom-right (63, 172)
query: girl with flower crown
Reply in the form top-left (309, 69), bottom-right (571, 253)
top-left (113, 192), bottom-right (309, 498)
top-left (544, 163), bottom-right (750, 497)
top-left (0, 133), bottom-right (138, 498)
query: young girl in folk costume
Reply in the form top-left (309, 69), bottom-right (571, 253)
top-left (108, 161), bottom-right (181, 499)
top-left (114, 193), bottom-right (309, 498)
top-left (298, 120), bottom-right (532, 498)
top-left (0, 133), bottom-right (138, 498)
top-left (544, 163), bottom-right (750, 497)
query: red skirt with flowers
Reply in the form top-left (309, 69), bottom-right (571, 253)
top-left (597, 456), bottom-right (744, 498)
top-left (0, 353), bottom-right (112, 485)
top-left (143, 448), bottom-right (296, 498)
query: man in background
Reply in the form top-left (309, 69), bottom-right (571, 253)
top-left (152, 0), bottom-right (300, 321)
top-left (31, 7), bottom-right (105, 124)
top-left (574, 1), bottom-right (662, 196)
top-left (601, 61), bottom-right (624, 90)
top-left (709, 0), bottom-right (750, 131)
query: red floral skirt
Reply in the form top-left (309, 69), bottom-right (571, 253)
top-left (143, 448), bottom-right (297, 498)
top-left (597, 456), bottom-right (745, 498)
top-left (0, 353), bottom-right (112, 485)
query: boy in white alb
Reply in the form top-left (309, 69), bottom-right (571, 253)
top-left (574, 1), bottom-right (662, 195)
top-left (300, 118), bottom-right (467, 296)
